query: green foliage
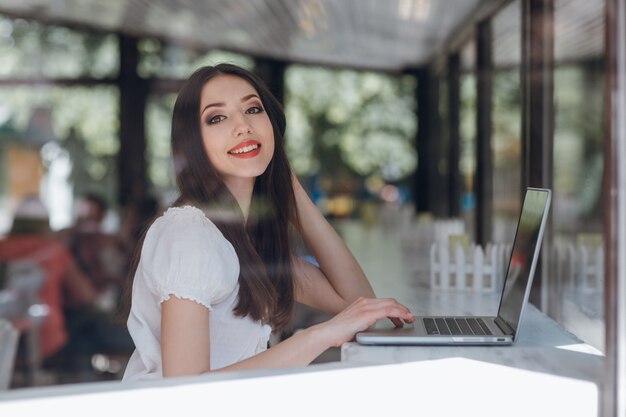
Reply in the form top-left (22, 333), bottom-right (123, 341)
top-left (1, 11), bottom-right (418, 202)
top-left (459, 74), bottom-right (476, 179)
top-left (284, 66), bottom-right (417, 182)
top-left (0, 13), bottom-right (120, 206)
top-left (146, 93), bottom-right (177, 190)
top-left (137, 39), bottom-right (254, 78)
top-left (554, 64), bottom-right (604, 219)
top-left (492, 70), bottom-right (521, 164)
top-left (0, 14), bottom-right (118, 78)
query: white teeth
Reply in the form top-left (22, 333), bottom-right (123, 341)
top-left (229, 144), bottom-right (259, 154)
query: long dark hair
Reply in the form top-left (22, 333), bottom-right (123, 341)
top-left (123, 64), bottom-right (297, 331)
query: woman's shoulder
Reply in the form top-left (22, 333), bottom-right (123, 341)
top-left (149, 205), bottom-right (221, 239)
top-left (160, 204), bottom-right (215, 225)
top-left (138, 205), bottom-right (240, 308)
top-left (142, 204), bottom-right (236, 261)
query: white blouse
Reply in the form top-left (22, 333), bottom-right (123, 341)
top-left (122, 205), bottom-right (272, 381)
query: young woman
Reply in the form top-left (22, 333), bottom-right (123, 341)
top-left (122, 63), bottom-right (414, 381)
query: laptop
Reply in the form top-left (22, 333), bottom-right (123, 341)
top-left (356, 187), bottom-right (552, 346)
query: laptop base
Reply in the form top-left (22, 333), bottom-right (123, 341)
top-left (356, 316), bottom-right (514, 346)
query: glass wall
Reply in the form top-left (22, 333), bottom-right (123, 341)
top-left (0, 0), bottom-right (619, 397)
top-left (0, 14), bottom-right (120, 233)
top-left (446, 0), bottom-right (606, 352)
top-left (551, 0), bottom-right (605, 350)
top-left (284, 65), bottom-right (417, 219)
top-left (0, 14), bottom-right (260, 387)
top-left (459, 39), bottom-right (477, 240)
top-left (0, 17), bottom-right (118, 79)
top-left (0, 11), bottom-right (419, 387)
top-left (491, 1), bottom-right (522, 245)
top-left (137, 39), bottom-right (254, 79)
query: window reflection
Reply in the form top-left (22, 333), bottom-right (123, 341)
top-left (492, 0), bottom-right (522, 244)
top-left (552, 0), bottom-right (605, 351)
top-left (459, 39), bottom-right (476, 238)
top-left (0, 0), bottom-right (616, 392)
top-left (0, 16), bottom-right (118, 79)
top-left (0, 85), bottom-right (119, 235)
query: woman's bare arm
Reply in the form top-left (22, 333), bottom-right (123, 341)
top-left (292, 257), bottom-right (349, 314)
top-left (160, 296), bottom-right (414, 377)
top-left (161, 296), bottom-right (211, 376)
top-left (291, 176), bottom-right (375, 305)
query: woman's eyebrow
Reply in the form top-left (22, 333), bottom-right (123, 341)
top-left (241, 94), bottom-right (260, 102)
top-left (201, 101), bottom-right (224, 115)
top-left (201, 94), bottom-right (260, 115)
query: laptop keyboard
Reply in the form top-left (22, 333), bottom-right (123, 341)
top-left (423, 317), bottom-right (493, 336)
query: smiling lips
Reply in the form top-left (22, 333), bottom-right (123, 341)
top-left (227, 140), bottom-right (261, 158)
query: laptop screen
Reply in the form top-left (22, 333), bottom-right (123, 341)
top-left (497, 188), bottom-right (551, 334)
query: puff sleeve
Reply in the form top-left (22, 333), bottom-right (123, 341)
top-left (140, 207), bottom-right (240, 310)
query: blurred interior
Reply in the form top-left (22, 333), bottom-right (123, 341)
top-left (0, 0), bottom-right (619, 395)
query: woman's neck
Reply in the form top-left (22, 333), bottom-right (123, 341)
top-left (223, 177), bottom-right (255, 221)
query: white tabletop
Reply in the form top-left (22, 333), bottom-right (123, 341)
top-left (0, 357), bottom-right (599, 417)
top-left (342, 301), bottom-right (603, 378)
top-left (337, 218), bottom-right (604, 385)
top-left (339, 288), bottom-right (604, 416)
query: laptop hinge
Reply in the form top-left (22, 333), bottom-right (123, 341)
top-left (495, 316), bottom-right (515, 336)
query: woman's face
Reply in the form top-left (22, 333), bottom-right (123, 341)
top-left (199, 74), bottom-right (275, 188)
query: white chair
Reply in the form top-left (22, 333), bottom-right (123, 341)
top-left (0, 261), bottom-right (47, 387)
top-left (0, 318), bottom-right (19, 390)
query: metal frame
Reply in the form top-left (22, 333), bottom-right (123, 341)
top-left (475, 19), bottom-right (493, 246)
top-left (447, 53), bottom-right (462, 218)
top-left (118, 34), bottom-right (148, 208)
top-left (254, 58), bottom-right (287, 105)
top-left (433, 0), bottom-right (515, 73)
top-left (521, 0), bottom-right (554, 308)
top-left (414, 68), bottom-right (432, 213)
top-left (603, 0), bottom-right (626, 415)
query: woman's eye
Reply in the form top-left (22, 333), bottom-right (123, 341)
top-left (246, 106), bottom-right (264, 114)
top-left (208, 115), bottom-right (225, 125)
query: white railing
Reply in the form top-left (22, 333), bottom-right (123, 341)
top-left (554, 243), bottom-right (604, 293)
top-left (433, 219), bottom-right (466, 243)
top-left (429, 242), bottom-right (511, 292)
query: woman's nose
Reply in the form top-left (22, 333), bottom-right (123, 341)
top-left (232, 115), bottom-right (253, 136)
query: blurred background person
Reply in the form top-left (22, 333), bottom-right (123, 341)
top-left (54, 193), bottom-right (135, 381)
top-left (56, 193), bottom-right (128, 302)
top-left (0, 196), bottom-right (97, 383)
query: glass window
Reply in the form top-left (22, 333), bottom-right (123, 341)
top-left (145, 92), bottom-right (177, 199)
top-left (138, 40), bottom-right (254, 79)
top-left (0, 85), bottom-right (119, 233)
top-left (492, 0), bottom-right (522, 244)
top-left (0, 14), bottom-right (118, 79)
top-left (459, 39), bottom-right (476, 238)
top-left (284, 65), bottom-right (417, 218)
top-left (552, 0), bottom-right (605, 351)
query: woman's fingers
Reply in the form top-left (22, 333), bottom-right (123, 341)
top-left (360, 298), bottom-right (414, 320)
top-left (322, 297), bottom-right (416, 347)
top-left (349, 298), bottom-right (414, 329)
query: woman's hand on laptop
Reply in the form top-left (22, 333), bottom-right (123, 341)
top-left (316, 297), bottom-right (415, 348)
